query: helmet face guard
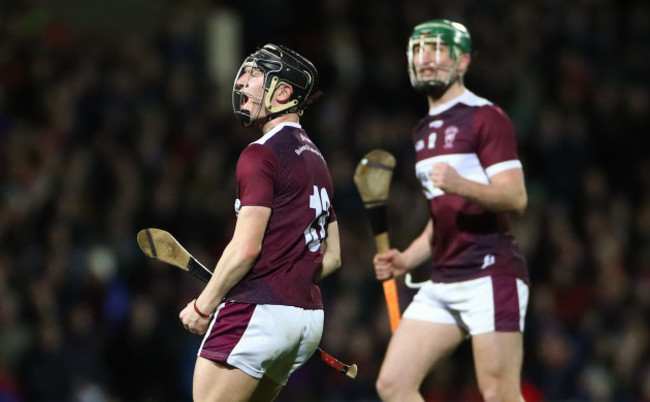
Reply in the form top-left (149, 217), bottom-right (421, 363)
top-left (407, 20), bottom-right (472, 99)
top-left (233, 44), bottom-right (321, 127)
top-left (232, 61), bottom-right (266, 127)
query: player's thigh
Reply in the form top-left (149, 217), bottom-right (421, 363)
top-left (379, 318), bottom-right (464, 387)
top-left (250, 376), bottom-right (283, 402)
top-left (199, 303), bottom-right (322, 385)
top-left (471, 331), bottom-right (523, 385)
top-left (457, 276), bottom-right (529, 336)
top-left (193, 356), bottom-right (260, 402)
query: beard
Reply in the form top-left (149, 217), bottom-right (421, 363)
top-left (412, 69), bottom-right (460, 99)
top-left (415, 80), bottom-right (450, 99)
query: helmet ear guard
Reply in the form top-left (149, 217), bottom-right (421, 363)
top-left (263, 76), bottom-right (299, 113)
top-left (233, 44), bottom-right (321, 127)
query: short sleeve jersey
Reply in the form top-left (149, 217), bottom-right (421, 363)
top-left (225, 122), bottom-right (336, 309)
top-left (413, 90), bottom-right (529, 284)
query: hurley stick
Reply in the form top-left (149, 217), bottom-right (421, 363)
top-left (136, 228), bottom-right (357, 379)
top-left (353, 149), bottom-right (401, 332)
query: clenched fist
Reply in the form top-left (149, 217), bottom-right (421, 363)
top-left (179, 299), bottom-right (211, 335)
top-left (373, 249), bottom-right (409, 280)
top-left (430, 163), bottom-right (462, 194)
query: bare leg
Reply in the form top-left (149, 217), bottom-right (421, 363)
top-left (193, 357), bottom-right (260, 402)
top-left (472, 331), bottom-right (524, 402)
top-left (376, 318), bottom-right (464, 402)
top-left (250, 376), bottom-right (283, 402)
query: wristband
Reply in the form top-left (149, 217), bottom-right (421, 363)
top-left (193, 299), bottom-right (211, 319)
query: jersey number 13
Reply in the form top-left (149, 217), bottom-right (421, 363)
top-left (304, 185), bottom-right (330, 252)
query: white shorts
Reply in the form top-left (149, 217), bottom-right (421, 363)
top-left (402, 275), bottom-right (529, 336)
top-left (198, 302), bottom-right (323, 385)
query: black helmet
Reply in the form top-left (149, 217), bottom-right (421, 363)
top-left (233, 44), bottom-right (321, 127)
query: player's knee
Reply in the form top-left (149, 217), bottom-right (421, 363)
top-left (480, 387), bottom-right (500, 402)
top-left (376, 374), bottom-right (410, 401)
top-left (375, 375), bottom-right (395, 401)
top-left (479, 380), bottom-right (521, 402)
top-left (375, 375), bottom-right (390, 400)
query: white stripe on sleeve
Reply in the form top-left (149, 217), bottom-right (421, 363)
top-left (485, 160), bottom-right (522, 177)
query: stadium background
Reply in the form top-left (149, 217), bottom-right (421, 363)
top-left (1, 0), bottom-right (649, 400)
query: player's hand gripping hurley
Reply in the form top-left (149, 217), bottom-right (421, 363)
top-left (353, 150), bottom-right (401, 332)
top-left (136, 228), bottom-right (357, 379)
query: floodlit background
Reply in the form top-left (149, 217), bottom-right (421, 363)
top-left (1, 0), bottom-right (649, 401)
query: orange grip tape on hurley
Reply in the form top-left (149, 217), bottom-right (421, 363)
top-left (375, 232), bottom-right (401, 332)
top-left (382, 278), bottom-right (400, 332)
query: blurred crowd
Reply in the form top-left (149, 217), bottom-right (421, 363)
top-left (1, 0), bottom-right (649, 401)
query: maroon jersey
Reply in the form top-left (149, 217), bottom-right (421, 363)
top-left (225, 122), bottom-right (335, 309)
top-left (413, 90), bottom-right (529, 284)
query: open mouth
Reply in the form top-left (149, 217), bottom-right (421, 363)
top-left (241, 95), bottom-right (248, 106)
top-left (417, 64), bottom-right (450, 80)
top-left (417, 68), bottom-right (436, 79)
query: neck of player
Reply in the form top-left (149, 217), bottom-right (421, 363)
top-left (262, 113), bottom-right (300, 134)
top-left (428, 81), bottom-right (465, 109)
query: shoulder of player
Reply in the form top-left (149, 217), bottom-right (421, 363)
top-left (473, 103), bottom-right (512, 126)
top-left (241, 124), bottom-right (295, 158)
top-left (239, 123), bottom-right (311, 164)
top-left (457, 90), bottom-right (505, 116)
top-left (239, 142), bottom-right (277, 166)
top-left (236, 143), bottom-right (280, 181)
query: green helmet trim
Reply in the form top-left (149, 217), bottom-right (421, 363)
top-left (406, 19), bottom-right (472, 98)
top-left (409, 19), bottom-right (472, 59)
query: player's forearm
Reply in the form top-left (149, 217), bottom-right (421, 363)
top-left (454, 176), bottom-right (527, 214)
top-left (195, 241), bottom-right (259, 314)
top-left (402, 220), bottom-right (433, 270)
top-left (316, 250), bottom-right (341, 282)
top-left (314, 221), bottom-right (341, 282)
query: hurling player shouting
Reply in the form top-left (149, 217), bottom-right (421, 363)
top-left (179, 44), bottom-right (341, 402)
